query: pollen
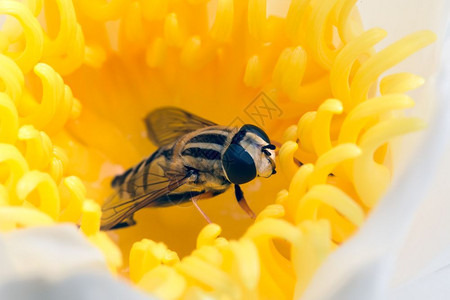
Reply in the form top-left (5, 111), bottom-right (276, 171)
top-left (0, 0), bottom-right (436, 299)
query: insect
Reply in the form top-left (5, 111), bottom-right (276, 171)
top-left (100, 107), bottom-right (277, 230)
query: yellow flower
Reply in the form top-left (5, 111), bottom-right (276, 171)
top-left (0, 0), bottom-right (444, 299)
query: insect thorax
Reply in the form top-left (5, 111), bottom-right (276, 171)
top-left (112, 126), bottom-right (236, 204)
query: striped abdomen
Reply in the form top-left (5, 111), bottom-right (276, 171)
top-left (111, 145), bottom-right (174, 199)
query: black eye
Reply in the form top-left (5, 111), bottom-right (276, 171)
top-left (262, 149), bottom-right (271, 156)
top-left (222, 144), bottom-right (256, 184)
top-left (240, 124), bottom-right (270, 143)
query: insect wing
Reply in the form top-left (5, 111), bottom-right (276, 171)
top-left (144, 107), bottom-right (217, 147)
top-left (100, 169), bottom-right (194, 230)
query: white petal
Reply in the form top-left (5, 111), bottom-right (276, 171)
top-left (0, 225), bottom-right (152, 300)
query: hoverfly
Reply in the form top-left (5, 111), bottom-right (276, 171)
top-left (100, 107), bottom-right (277, 230)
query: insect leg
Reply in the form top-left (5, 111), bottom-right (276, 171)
top-left (293, 157), bottom-right (303, 167)
top-left (191, 191), bottom-right (214, 223)
top-left (234, 184), bottom-right (256, 219)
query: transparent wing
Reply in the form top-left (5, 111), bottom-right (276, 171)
top-left (100, 168), bottom-right (195, 230)
top-left (143, 107), bottom-right (217, 147)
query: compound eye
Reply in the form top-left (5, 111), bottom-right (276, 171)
top-left (222, 144), bottom-right (257, 184)
top-left (240, 124), bottom-right (270, 143)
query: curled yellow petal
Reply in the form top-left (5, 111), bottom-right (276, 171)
top-left (256, 203), bottom-right (285, 221)
top-left (273, 48), bottom-right (293, 89)
top-left (0, 54), bottom-right (24, 104)
top-left (196, 223), bottom-right (222, 248)
top-left (308, 143), bottom-right (361, 186)
top-left (272, 46), bottom-right (308, 99)
top-left (297, 111), bottom-right (317, 153)
top-left (25, 0), bottom-right (43, 16)
top-left (244, 55), bottom-right (263, 88)
top-left (296, 184), bottom-right (365, 226)
top-left (193, 245), bottom-right (223, 267)
top-left (79, 198), bottom-right (122, 272)
top-left (80, 199), bottom-right (101, 235)
top-left (59, 176), bottom-right (86, 222)
top-left (182, 287), bottom-right (215, 300)
top-left (138, 265), bottom-right (187, 300)
top-left (249, 232), bottom-right (296, 297)
top-left (87, 231), bottom-right (123, 273)
top-left (380, 72), bottom-right (425, 95)
top-left (292, 220), bottom-right (332, 297)
top-left (84, 44), bottom-right (107, 69)
top-left (286, 0), bottom-right (309, 43)
top-left (163, 249), bottom-right (180, 266)
top-left (147, 37), bottom-right (167, 68)
top-left (0, 93), bottom-right (19, 144)
top-left (336, 0), bottom-right (359, 43)
top-left (44, 85), bottom-right (76, 135)
top-left (284, 46), bottom-right (308, 98)
top-left (285, 163), bottom-right (314, 220)
top-left (210, 0), bottom-right (234, 43)
top-left (278, 141), bottom-right (299, 181)
top-left (339, 94), bottom-right (415, 145)
top-left (18, 125), bottom-right (52, 170)
top-left (305, 0), bottom-right (339, 69)
top-left (176, 256), bottom-right (241, 299)
top-left (282, 124), bottom-right (298, 143)
top-left (47, 145), bottom-right (68, 183)
top-left (130, 239), bottom-right (172, 283)
top-left (164, 13), bottom-right (185, 47)
top-left (350, 30), bottom-right (437, 109)
top-left (0, 206), bottom-right (54, 231)
top-left (20, 63), bottom-right (64, 130)
top-left (228, 238), bottom-right (260, 290)
top-left (42, 0), bottom-right (77, 57)
top-left (354, 118), bottom-right (426, 207)
top-left (330, 28), bottom-right (387, 110)
top-left (0, 184), bottom-right (8, 206)
top-left (47, 24), bottom-right (85, 75)
top-left (16, 170), bottom-right (60, 220)
top-left (245, 218), bottom-right (302, 245)
top-left (0, 0), bottom-right (44, 73)
top-left (248, 0), bottom-right (268, 41)
top-left (180, 36), bottom-right (203, 69)
top-left (312, 99), bottom-right (343, 156)
top-left (0, 144), bottom-right (29, 205)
